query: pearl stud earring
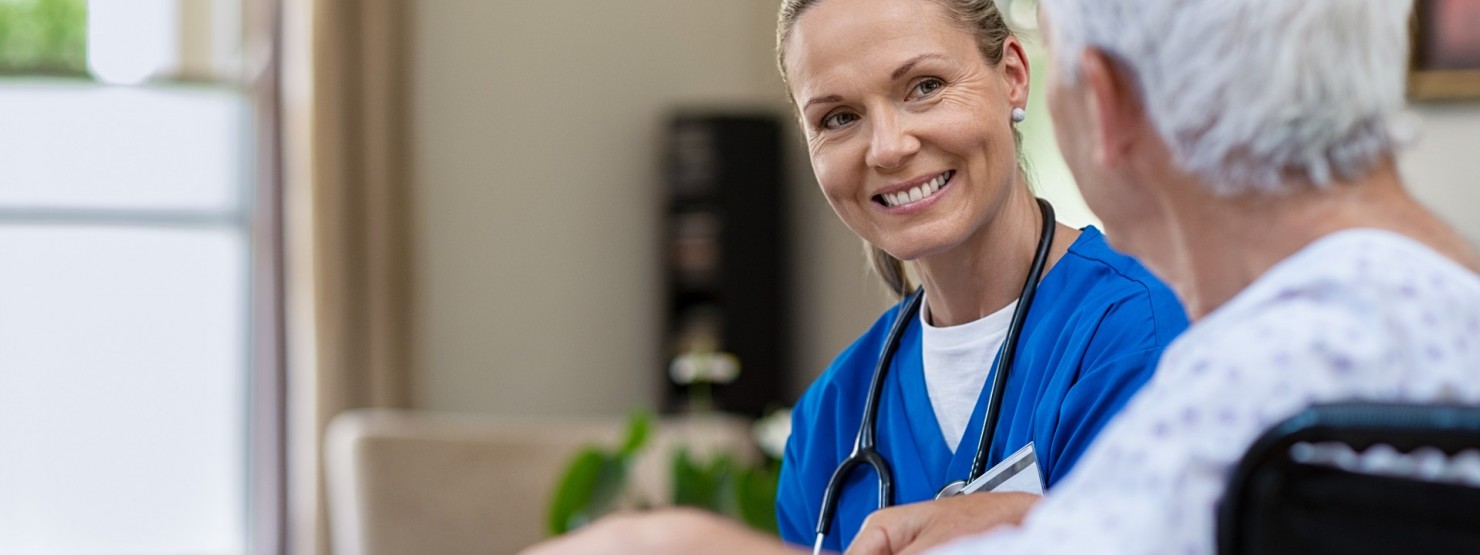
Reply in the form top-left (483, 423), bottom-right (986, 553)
top-left (1011, 107), bottom-right (1027, 123)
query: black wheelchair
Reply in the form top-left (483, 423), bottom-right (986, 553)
top-left (1218, 402), bottom-right (1480, 554)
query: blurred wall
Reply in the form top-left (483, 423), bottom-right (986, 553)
top-left (1401, 104), bottom-right (1480, 247)
top-left (409, 0), bottom-right (887, 416)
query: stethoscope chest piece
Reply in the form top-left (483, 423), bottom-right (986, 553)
top-left (935, 480), bottom-right (968, 500)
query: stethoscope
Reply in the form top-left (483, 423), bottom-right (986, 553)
top-left (811, 198), bottom-right (1056, 555)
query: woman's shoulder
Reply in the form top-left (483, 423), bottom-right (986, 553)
top-left (1056, 227), bottom-right (1174, 295)
top-left (1044, 226), bottom-right (1189, 348)
top-left (797, 298), bottom-right (913, 408)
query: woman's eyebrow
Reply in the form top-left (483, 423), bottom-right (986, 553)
top-left (891, 53), bottom-right (945, 80)
top-left (803, 94), bottom-right (843, 110)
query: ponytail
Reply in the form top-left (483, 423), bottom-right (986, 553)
top-left (866, 242), bottom-right (912, 300)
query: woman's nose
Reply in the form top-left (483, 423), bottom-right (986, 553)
top-left (865, 111), bottom-right (920, 170)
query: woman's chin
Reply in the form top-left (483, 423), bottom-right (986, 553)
top-left (878, 237), bottom-right (959, 263)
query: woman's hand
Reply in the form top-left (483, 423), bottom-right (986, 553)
top-left (844, 492), bottom-right (1040, 555)
top-left (519, 508), bottom-right (807, 555)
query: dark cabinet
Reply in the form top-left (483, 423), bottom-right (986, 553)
top-left (661, 113), bottom-right (790, 418)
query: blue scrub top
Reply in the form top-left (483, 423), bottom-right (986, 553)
top-left (776, 226), bottom-right (1188, 550)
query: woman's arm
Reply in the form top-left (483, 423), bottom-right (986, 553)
top-left (776, 393), bottom-right (824, 546)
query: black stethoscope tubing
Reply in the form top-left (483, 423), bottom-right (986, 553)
top-left (811, 198), bottom-right (1056, 551)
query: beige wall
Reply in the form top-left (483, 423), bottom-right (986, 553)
top-left (410, 0), bottom-right (1480, 417)
top-left (1401, 104), bottom-right (1480, 247)
top-left (410, 0), bottom-right (886, 416)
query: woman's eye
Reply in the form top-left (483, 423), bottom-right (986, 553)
top-left (821, 112), bottom-right (859, 130)
top-left (911, 78), bottom-right (944, 99)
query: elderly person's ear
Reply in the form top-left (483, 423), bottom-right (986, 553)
top-left (1078, 48), bottom-right (1147, 170)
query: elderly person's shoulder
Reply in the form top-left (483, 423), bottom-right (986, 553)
top-left (1156, 228), bottom-right (1480, 408)
top-left (1227, 228), bottom-right (1480, 353)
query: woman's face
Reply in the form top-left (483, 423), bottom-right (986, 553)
top-left (783, 0), bottom-right (1028, 261)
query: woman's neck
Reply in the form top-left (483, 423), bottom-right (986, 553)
top-left (913, 188), bottom-right (1076, 327)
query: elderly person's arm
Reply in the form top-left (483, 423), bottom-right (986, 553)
top-left (845, 492), bottom-right (1039, 555)
top-left (521, 493), bottom-right (1040, 555)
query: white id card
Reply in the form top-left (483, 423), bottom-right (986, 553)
top-left (961, 442), bottom-right (1044, 495)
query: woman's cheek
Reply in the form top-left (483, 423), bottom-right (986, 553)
top-left (812, 159), bottom-right (847, 201)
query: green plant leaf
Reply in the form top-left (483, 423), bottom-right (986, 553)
top-left (546, 410), bottom-right (656, 536)
top-left (734, 463), bottom-right (780, 534)
top-left (546, 449), bottom-right (631, 536)
top-left (547, 448), bottom-right (604, 535)
top-left (585, 454), bottom-right (628, 519)
top-left (672, 448), bottom-right (739, 511)
top-left (619, 409), bottom-right (652, 457)
top-left (671, 448), bottom-right (709, 508)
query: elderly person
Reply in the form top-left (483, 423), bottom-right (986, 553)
top-left (522, 0), bottom-right (1480, 553)
top-left (918, 0), bottom-right (1480, 552)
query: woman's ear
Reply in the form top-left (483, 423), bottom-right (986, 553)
top-left (1000, 35), bottom-right (1031, 108)
top-left (1081, 48), bottom-right (1144, 170)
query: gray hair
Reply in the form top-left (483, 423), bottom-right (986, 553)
top-left (1038, 0), bottom-right (1412, 195)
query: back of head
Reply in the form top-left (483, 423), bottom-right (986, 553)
top-left (1038, 0), bottom-right (1414, 195)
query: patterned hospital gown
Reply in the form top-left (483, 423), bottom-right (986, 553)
top-left (930, 229), bottom-right (1480, 554)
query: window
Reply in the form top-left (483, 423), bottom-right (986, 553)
top-left (0, 1), bottom-right (262, 553)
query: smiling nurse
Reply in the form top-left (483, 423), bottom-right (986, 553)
top-left (771, 0), bottom-right (1187, 551)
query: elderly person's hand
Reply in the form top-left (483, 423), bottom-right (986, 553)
top-left (844, 492), bottom-right (1040, 555)
top-left (519, 508), bottom-right (806, 555)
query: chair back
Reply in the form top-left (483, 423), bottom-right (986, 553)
top-left (324, 409), bottom-right (758, 555)
top-left (1217, 402), bottom-right (1480, 555)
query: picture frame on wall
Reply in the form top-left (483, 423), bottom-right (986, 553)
top-left (1409, 0), bottom-right (1480, 100)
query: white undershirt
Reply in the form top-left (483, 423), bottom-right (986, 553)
top-left (920, 294), bottom-right (1017, 453)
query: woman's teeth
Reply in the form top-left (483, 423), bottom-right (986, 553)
top-left (881, 171), bottom-right (952, 208)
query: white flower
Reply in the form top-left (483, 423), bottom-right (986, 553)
top-left (752, 407), bottom-right (792, 459)
top-left (669, 351), bottom-right (741, 385)
top-left (670, 355), bottom-right (700, 384)
top-left (704, 353), bottom-right (740, 383)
